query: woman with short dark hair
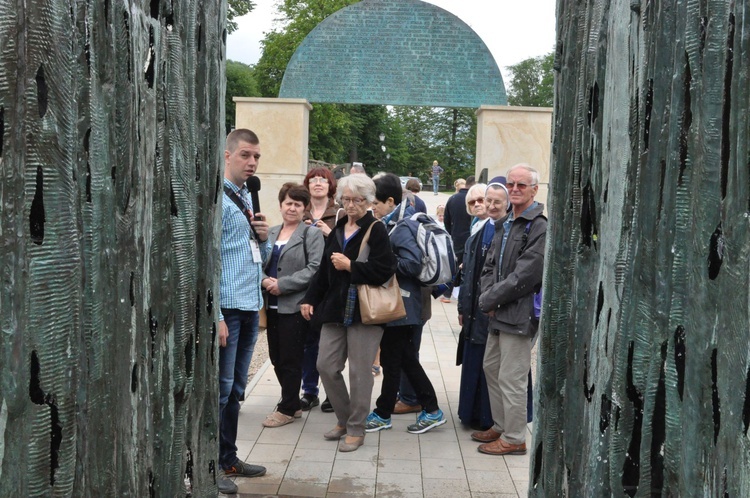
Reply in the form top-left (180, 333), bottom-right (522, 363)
top-left (261, 183), bottom-right (325, 427)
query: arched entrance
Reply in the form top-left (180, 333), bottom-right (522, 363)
top-left (234, 0), bottom-right (551, 224)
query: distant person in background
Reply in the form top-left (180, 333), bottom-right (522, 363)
top-left (454, 178), bottom-right (466, 193)
top-left (442, 176), bottom-right (475, 302)
top-left (435, 205), bottom-right (445, 228)
top-left (430, 160), bottom-right (444, 195)
top-left (404, 178), bottom-right (427, 213)
top-left (350, 162), bottom-right (367, 175)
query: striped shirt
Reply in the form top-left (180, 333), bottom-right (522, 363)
top-left (219, 178), bottom-right (270, 320)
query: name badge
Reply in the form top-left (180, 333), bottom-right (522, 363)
top-left (250, 239), bottom-right (262, 262)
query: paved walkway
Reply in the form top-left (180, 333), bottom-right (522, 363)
top-left (228, 300), bottom-right (532, 497)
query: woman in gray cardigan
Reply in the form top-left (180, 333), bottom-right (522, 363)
top-left (261, 183), bottom-right (325, 427)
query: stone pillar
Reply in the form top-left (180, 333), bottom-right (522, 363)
top-left (234, 97), bottom-right (312, 226)
top-left (475, 106), bottom-right (552, 207)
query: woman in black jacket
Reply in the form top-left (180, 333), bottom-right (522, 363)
top-left (301, 174), bottom-right (397, 452)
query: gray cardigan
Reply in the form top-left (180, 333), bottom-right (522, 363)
top-left (263, 223), bottom-right (325, 314)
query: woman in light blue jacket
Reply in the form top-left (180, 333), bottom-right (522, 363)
top-left (261, 183), bottom-right (325, 427)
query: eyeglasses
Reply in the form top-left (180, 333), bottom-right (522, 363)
top-left (468, 198), bottom-right (484, 206)
top-left (341, 197), bottom-right (366, 205)
top-left (309, 177), bottom-right (329, 184)
top-left (506, 182), bottom-right (537, 190)
top-left (486, 199), bottom-right (508, 207)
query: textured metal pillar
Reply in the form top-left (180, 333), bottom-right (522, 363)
top-left (0, 1), bottom-right (226, 495)
top-left (533, 0), bottom-right (750, 495)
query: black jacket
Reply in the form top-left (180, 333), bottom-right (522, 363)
top-left (444, 188), bottom-right (471, 262)
top-left (479, 203), bottom-right (546, 337)
top-left (302, 212), bottom-right (397, 327)
top-left (457, 219), bottom-right (492, 344)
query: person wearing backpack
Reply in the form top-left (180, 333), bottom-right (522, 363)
top-left (476, 164), bottom-right (546, 456)
top-left (364, 173), bottom-right (447, 434)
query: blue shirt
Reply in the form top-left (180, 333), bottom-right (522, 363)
top-left (219, 178), bottom-right (270, 320)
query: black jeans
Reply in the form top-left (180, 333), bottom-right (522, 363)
top-left (375, 324), bottom-right (439, 418)
top-left (266, 310), bottom-right (308, 416)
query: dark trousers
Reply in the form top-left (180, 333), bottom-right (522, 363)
top-left (301, 326), bottom-right (321, 396)
top-left (375, 324), bottom-right (439, 419)
top-left (397, 324), bottom-right (423, 405)
top-left (266, 310), bottom-right (308, 416)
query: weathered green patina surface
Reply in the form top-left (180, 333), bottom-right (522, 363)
top-left (279, 0), bottom-right (507, 108)
top-left (534, 0), bottom-right (750, 495)
top-left (0, 1), bottom-right (225, 495)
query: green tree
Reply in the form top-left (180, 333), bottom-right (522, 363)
top-left (226, 60), bottom-right (260, 134)
top-left (254, 0), bottom-right (381, 163)
top-left (506, 51), bottom-right (554, 107)
top-left (227, 0), bottom-right (255, 34)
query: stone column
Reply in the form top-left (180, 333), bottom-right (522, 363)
top-left (234, 97), bottom-right (312, 226)
top-left (475, 106), bottom-right (552, 207)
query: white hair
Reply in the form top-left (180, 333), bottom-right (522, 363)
top-left (465, 183), bottom-right (487, 215)
top-left (506, 163), bottom-right (539, 185)
top-left (336, 174), bottom-right (376, 203)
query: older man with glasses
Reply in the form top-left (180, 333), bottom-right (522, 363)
top-left (475, 164), bottom-right (546, 456)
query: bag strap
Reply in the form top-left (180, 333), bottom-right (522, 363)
top-left (223, 185), bottom-right (257, 240)
top-left (356, 223), bottom-right (376, 263)
top-left (302, 224), bottom-right (310, 266)
top-left (334, 207), bottom-right (345, 225)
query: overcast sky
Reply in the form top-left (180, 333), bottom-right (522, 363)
top-left (226, 0), bottom-right (557, 85)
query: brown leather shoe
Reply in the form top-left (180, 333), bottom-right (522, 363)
top-left (471, 427), bottom-right (502, 443)
top-left (478, 438), bottom-right (527, 455)
top-left (393, 400), bottom-right (422, 414)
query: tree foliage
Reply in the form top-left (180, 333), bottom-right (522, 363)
top-left (506, 51), bottom-right (554, 107)
top-left (226, 60), bottom-right (261, 133)
top-left (227, 0), bottom-right (255, 34)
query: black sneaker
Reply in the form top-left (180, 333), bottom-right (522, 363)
top-left (321, 398), bottom-right (334, 413)
top-left (223, 460), bottom-right (267, 478)
top-left (300, 393), bottom-right (320, 411)
top-left (217, 471), bottom-right (237, 494)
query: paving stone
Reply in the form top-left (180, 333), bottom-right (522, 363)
top-left (422, 477), bottom-right (471, 497)
top-left (419, 440), bottom-right (462, 460)
top-left (331, 458), bottom-right (378, 480)
top-left (327, 476), bottom-right (377, 496)
top-left (420, 457), bottom-right (466, 480)
top-left (465, 468), bottom-right (517, 494)
top-left (376, 471), bottom-right (424, 495)
top-left (376, 457), bottom-right (422, 475)
top-left (283, 460), bottom-right (333, 483)
top-left (277, 480), bottom-right (328, 497)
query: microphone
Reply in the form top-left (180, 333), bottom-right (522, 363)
top-left (246, 175), bottom-right (261, 215)
top-left (245, 175), bottom-right (262, 240)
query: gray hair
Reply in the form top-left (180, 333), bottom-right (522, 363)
top-left (349, 162), bottom-right (366, 175)
top-left (506, 163), bottom-right (540, 185)
top-left (465, 183), bottom-right (487, 215)
top-left (336, 174), bottom-right (376, 204)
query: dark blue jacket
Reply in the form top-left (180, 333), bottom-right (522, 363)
top-left (457, 219), bottom-right (492, 344)
top-left (383, 204), bottom-right (423, 327)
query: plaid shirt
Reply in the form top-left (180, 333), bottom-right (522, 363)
top-left (219, 178), bottom-right (270, 321)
